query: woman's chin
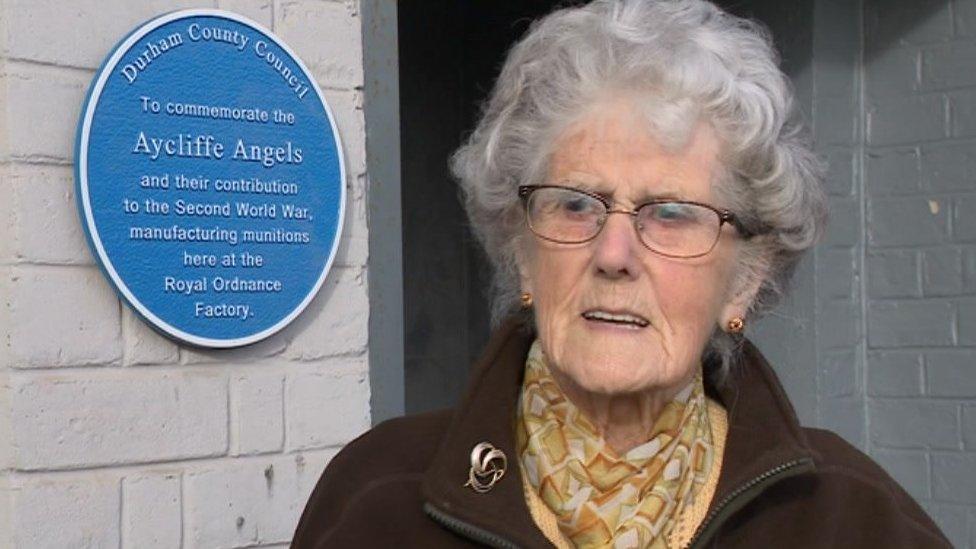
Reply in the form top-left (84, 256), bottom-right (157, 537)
top-left (556, 352), bottom-right (684, 397)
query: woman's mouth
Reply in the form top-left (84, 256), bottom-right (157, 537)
top-left (581, 310), bottom-right (650, 328)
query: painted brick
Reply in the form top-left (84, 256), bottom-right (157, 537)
top-left (813, 95), bottom-right (856, 146)
top-left (926, 351), bottom-right (976, 397)
top-left (122, 473), bottom-right (182, 549)
top-left (333, 173), bottom-right (369, 268)
top-left (286, 366), bottom-right (370, 451)
top-left (12, 373), bottom-right (228, 469)
top-left (276, 1), bottom-right (363, 90)
top-left (232, 373), bottom-right (284, 456)
top-left (964, 248), bottom-right (976, 293)
top-left (0, 66), bottom-right (7, 161)
top-left (818, 248), bottom-right (856, 300)
top-left (867, 351), bottom-right (923, 396)
top-left (812, 48), bottom-right (856, 99)
top-left (820, 349), bottom-right (859, 398)
top-left (284, 266), bottom-right (368, 360)
top-left (823, 196), bottom-right (860, 248)
top-left (947, 89), bottom-right (976, 138)
top-left (2, 0), bottom-right (203, 68)
top-left (5, 64), bottom-right (90, 163)
top-left (817, 299), bottom-right (861, 349)
top-left (179, 332), bottom-right (288, 365)
top-left (865, 147), bottom-right (919, 196)
top-left (864, 0), bottom-right (952, 47)
top-left (322, 89), bottom-right (366, 176)
top-left (1, 266), bottom-right (122, 368)
top-left (122, 307), bottom-right (180, 366)
top-left (865, 45), bottom-right (919, 98)
top-left (0, 1), bottom-right (374, 546)
top-left (866, 94), bottom-right (946, 147)
top-left (867, 300), bottom-right (954, 348)
top-left (921, 248), bottom-right (963, 296)
top-left (0, 167), bottom-right (14, 264)
top-left (922, 42), bottom-right (976, 90)
top-left (822, 149), bottom-right (854, 197)
top-left (869, 400), bottom-right (959, 449)
top-left (183, 450), bottom-right (335, 548)
top-left (867, 250), bottom-right (920, 298)
top-left (969, 508), bottom-right (976, 547)
top-left (872, 449), bottom-right (930, 500)
top-left (920, 142), bottom-right (976, 191)
top-left (1, 165), bottom-right (93, 265)
top-left (819, 396), bottom-right (865, 450)
top-left (952, 196), bottom-right (976, 242)
top-left (966, 405), bottom-right (976, 450)
top-left (0, 385), bottom-right (11, 470)
top-left (922, 502), bottom-right (969, 548)
top-left (813, 0), bottom-right (859, 54)
top-left (956, 0), bottom-right (976, 36)
top-left (932, 453), bottom-right (976, 503)
top-left (13, 478), bottom-right (119, 548)
top-left (961, 300), bottom-right (976, 346)
top-left (217, 0), bottom-right (273, 28)
top-left (867, 197), bottom-right (949, 247)
top-left (0, 479), bottom-right (9, 548)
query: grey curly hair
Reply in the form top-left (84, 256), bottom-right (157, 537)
top-left (450, 0), bottom-right (827, 378)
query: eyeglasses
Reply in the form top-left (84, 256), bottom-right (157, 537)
top-left (518, 184), bottom-right (753, 258)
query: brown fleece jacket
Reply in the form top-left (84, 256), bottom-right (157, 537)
top-left (292, 320), bottom-right (950, 548)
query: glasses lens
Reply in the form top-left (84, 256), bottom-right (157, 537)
top-left (526, 187), bottom-right (604, 243)
top-left (636, 202), bottom-right (722, 257)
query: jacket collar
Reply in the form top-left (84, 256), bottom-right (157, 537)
top-left (421, 319), bottom-right (817, 548)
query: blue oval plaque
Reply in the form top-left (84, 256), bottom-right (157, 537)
top-left (76, 10), bottom-right (345, 348)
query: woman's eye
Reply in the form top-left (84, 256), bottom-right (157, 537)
top-left (562, 198), bottom-right (591, 213)
top-left (653, 204), bottom-right (692, 221)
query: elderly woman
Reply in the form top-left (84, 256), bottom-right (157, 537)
top-left (293, 1), bottom-right (949, 547)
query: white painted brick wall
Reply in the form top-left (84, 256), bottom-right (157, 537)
top-left (231, 372), bottom-right (285, 456)
top-left (12, 372), bottom-right (230, 469)
top-left (122, 473), bottom-right (182, 549)
top-left (0, 1), bottom-right (371, 547)
top-left (13, 478), bottom-right (120, 548)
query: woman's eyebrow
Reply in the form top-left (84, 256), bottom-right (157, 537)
top-left (635, 191), bottom-right (683, 203)
top-left (552, 177), bottom-right (688, 203)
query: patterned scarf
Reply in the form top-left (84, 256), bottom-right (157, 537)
top-left (516, 341), bottom-right (714, 548)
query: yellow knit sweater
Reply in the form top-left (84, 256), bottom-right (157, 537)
top-left (520, 397), bottom-right (729, 548)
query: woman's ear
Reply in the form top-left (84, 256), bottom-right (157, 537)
top-left (719, 254), bottom-right (768, 328)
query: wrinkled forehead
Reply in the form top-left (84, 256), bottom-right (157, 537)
top-left (545, 98), bottom-right (724, 203)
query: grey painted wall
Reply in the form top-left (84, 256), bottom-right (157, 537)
top-left (860, 1), bottom-right (976, 543)
top-left (743, 0), bottom-right (976, 544)
top-left (363, 0), bottom-right (405, 424)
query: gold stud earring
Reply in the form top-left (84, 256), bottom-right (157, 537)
top-left (727, 317), bottom-right (745, 333)
top-left (520, 292), bottom-right (533, 308)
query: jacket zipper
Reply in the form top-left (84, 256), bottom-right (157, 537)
top-left (423, 502), bottom-right (522, 549)
top-left (686, 457), bottom-right (815, 549)
top-left (425, 458), bottom-right (814, 548)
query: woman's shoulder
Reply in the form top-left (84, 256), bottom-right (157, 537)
top-left (331, 408), bottom-right (455, 477)
top-left (769, 426), bottom-right (951, 546)
top-left (291, 408), bottom-right (456, 547)
top-left (801, 427), bottom-right (923, 505)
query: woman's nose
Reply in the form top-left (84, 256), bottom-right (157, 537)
top-left (592, 212), bottom-right (641, 278)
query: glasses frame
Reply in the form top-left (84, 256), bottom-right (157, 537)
top-left (517, 184), bottom-right (754, 259)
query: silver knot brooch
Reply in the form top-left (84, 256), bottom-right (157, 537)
top-left (464, 441), bottom-right (507, 493)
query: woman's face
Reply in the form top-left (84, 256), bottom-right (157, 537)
top-left (519, 100), bottom-right (750, 398)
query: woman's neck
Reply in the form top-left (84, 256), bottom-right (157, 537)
top-left (549, 368), bottom-right (697, 455)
